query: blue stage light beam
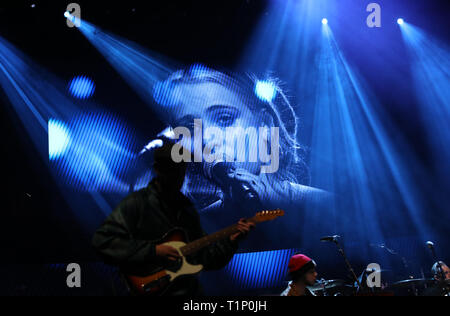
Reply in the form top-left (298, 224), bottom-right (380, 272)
top-left (399, 23), bottom-right (450, 181)
top-left (217, 0), bottom-right (449, 287)
top-left (0, 36), bottom-right (136, 194)
top-left (75, 19), bottom-right (178, 121)
top-left (51, 113), bottom-right (136, 192)
top-left (232, 1), bottom-right (442, 270)
top-left (0, 36), bottom-right (139, 226)
top-left (238, 0), bottom-right (335, 88)
top-left (0, 36), bottom-right (64, 159)
top-left (309, 24), bottom-right (433, 246)
top-left (237, 0), bottom-right (435, 252)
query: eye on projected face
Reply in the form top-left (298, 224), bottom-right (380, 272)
top-left (171, 82), bottom-right (261, 130)
top-left (174, 105), bottom-right (241, 132)
top-left (206, 105), bottom-right (240, 128)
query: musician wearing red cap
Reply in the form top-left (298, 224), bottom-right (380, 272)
top-left (281, 253), bottom-right (318, 296)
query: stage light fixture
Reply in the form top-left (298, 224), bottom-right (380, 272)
top-left (322, 18), bottom-right (328, 25)
top-left (397, 18), bottom-right (404, 25)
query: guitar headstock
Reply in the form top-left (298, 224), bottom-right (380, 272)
top-left (253, 209), bottom-right (285, 223)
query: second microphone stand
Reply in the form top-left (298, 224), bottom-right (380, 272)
top-left (330, 238), bottom-right (362, 291)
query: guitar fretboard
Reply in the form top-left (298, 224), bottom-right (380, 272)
top-left (179, 210), bottom-right (284, 257)
top-left (180, 223), bottom-right (243, 256)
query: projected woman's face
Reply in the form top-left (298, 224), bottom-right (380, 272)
top-left (169, 81), bottom-right (265, 174)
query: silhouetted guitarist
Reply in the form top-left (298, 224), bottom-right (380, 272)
top-left (92, 141), bottom-right (254, 295)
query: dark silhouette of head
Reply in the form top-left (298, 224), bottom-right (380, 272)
top-left (153, 141), bottom-right (187, 192)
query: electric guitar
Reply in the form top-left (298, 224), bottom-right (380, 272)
top-left (124, 209), bottom-right (285, 295)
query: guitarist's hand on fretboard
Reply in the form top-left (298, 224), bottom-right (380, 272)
top-left (156, 244), bottom-right (181, 261)
top-left (230, 218), bottom-right (255, 242)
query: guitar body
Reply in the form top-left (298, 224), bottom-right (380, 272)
top-left (125, 229), bottom-right (203, 296)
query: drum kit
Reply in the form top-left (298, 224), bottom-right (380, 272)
top-left (312, 237), bottom-right (450, 296)
top-left (308, 277), bottom-right (449, 296)
top-left (391, 278), bottom-right (450, 296)
top-left (308, 279), bottom-right (355, 296)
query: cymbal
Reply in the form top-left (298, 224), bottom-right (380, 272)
top-left (308, 279), bottom-right (351, 291)
top-left (364, 269), bottom-right (391, 273)
top-left (436, 279), bottom-right (450, 286)
top-left (391, 278), bottom-right (436, 288)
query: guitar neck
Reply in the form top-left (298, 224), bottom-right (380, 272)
top-left (180, 219), bottom-right (255, 257)
top-left (179, 209), bottom-right (284, 256)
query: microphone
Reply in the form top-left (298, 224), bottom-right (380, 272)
top-left (138, 139), bottom-right (163, 156)
top-left (203, 161), bottom-right (257, 202)
top-left (203, 160), bottom-right (332, 209)
top-left (321, 235), bottom-right (340, 243)
top-left (138, 127), bottom-right (177, 157)
top-left (426, 241), bottom-right (434, 249)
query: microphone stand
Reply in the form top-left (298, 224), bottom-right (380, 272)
top-left (330, 238), bottom-right (362, 292)
top-left (374, 243), bottom-right (412, 278)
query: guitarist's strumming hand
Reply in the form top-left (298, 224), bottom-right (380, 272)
top-left (230, 218), bottom-right (255, 242)
top-left (155, 244), bottom-right (181, 261)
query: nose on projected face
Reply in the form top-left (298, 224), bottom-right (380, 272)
top-left (171, 119), bottom-right (280, 174)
